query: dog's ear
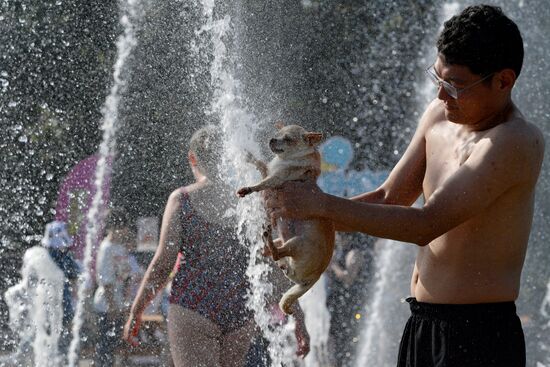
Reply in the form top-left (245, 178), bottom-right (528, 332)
top-left (304, 132), bottom-right (323, 146)
top-left (274, 121), bottom-right (285, 130)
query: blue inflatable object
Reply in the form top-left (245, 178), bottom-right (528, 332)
top-left (319, 136), bottom-right (354, 170)
top-left (318, 136), bottom-right (388, 197)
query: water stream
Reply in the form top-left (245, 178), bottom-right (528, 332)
top-left (1, 1), bottom-right (548, 366)
top-left (67, 1), bottom-right (142, 366)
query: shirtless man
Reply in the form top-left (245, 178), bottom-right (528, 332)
top-left (266, 5), bottom-right (545, 366)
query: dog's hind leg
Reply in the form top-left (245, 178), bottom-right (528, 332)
top-left (262, 223), bottom-right (286, 260)
top-left (279, 279), bottom-right (317, 315)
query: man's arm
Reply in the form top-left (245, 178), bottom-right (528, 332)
top-left (321, 122), bottom-right (543, 245)
top-left (270, 118), bottom-right (544, 246)
top-left (351, 101), bottom-right (435, 206)
top-left (333, 100), bottom-right (434, 231)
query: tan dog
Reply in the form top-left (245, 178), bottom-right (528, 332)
top-left (237, 124), bottom-right (335, 314)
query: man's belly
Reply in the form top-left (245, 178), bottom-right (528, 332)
top-left (411, 242), bottom-right (522, 304)
top-left (412, 276), bottom-right (519, 304)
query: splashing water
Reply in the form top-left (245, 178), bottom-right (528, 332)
top-left (354, 241), bottom-right (415, 367)
top-left (3, 247), bottom-right (65, 367)
top-left (195, 0), bottom-right (299, 364)
top-left (299, 276), bottom-right (332, 367)
top-left (67, 1), bottom-right (142, 365)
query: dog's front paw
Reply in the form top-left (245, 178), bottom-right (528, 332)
top-left (237, 187), bottom-right (252, 197)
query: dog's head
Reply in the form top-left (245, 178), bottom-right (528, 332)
top-left (269, 124), bottom-right (323, 158)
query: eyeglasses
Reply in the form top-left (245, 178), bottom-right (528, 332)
top-left (425, 64), bottom-right (495, 99)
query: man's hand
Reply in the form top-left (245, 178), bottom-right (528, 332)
top-left (264, 181), bottom-right (325, 225)
top-left (123, 312), bottom-right (142, 347)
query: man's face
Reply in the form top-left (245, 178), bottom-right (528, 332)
top-left (433, 56), bottom-right (502, 126)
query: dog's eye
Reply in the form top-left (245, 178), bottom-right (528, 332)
top-left (282, 136), bottom-right (294, 142)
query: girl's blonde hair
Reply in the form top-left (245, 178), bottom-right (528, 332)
top-left (189, 125), bottom-right (222, 178)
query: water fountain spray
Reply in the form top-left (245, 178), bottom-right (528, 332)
top-left (194, 1), bottom-right (297, 364)
top-left (66, 1), bottom-right (141, 365)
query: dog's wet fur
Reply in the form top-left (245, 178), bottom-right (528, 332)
top-left (237, 124), bottom-right (335, 314)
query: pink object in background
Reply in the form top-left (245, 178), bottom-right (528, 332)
top-left (55, 154), bottom-right (112, 264)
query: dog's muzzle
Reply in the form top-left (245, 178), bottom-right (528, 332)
top-left (269, 138), bottom-right (284, 153)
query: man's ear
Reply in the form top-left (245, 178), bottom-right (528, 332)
top-left (496, 69), bottom-right (516, 91)
top-left (304, 132), bottom-right (323, 146)
top-left (274, 121), bottom-right (285, 130)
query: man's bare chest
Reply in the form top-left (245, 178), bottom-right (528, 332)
top-left (424, 125), bottom-right (484, 195)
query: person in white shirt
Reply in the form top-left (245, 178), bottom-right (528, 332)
top-left (93, 208), bottom-right (133, 367)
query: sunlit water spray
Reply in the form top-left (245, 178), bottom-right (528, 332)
top-left (67, 1), bottom-right (142, 365)
top-left (195, 0), bottom-right (298, 364)
top-left (3, 247), bottom-right (65, 367)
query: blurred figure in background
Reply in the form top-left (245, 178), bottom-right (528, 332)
top-left (2, 221), bottom-right (78, 366)
top-left (93, 208), bottom-right (134, 367)
top-left (41, 221), bottom-right (81, 361)
top-left (326, 232), bottom-right (371, 367)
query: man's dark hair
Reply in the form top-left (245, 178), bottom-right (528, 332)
top-left (104, 207), bottom-right (131, 232)
top-left (437, 5), bottom-right (524, 78)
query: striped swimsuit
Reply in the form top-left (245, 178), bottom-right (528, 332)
top-left (169, 189), bottom-right (251, 334)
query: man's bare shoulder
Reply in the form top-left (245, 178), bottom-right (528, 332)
top-left (420, 99), bottom-right (447, 129)
top-left (486, 111), bottom-right (545, 180)
top-left (492, 111), bottom-right (545, 156)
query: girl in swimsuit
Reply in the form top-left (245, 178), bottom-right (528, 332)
top-left (123, 126), bottom-right (255, 366)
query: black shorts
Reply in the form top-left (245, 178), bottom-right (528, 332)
top-left (397, 297), bottom-right (525, 367)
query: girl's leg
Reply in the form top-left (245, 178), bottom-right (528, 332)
top-left (167, 304), bottom-right (222, 367)
top-left (220, 320), bottom-right (257, 367)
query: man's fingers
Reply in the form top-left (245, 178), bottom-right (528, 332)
top-left (261, 243), bottom-right (273, 257)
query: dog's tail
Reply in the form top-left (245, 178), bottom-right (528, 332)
top-left (279, 279), bottom-right (317, 315)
